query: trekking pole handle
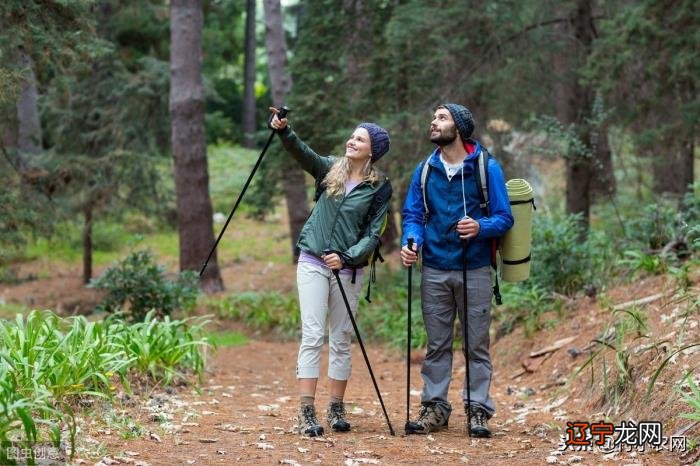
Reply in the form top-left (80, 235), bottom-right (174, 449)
top-left (407, 238), bottom-right (415, 252)
top-left (268, 106), bottom-right (291, 131)
top-left (322, 249), bottom-right (342, 273)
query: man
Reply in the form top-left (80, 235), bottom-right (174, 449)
top-left (400, 103), bottom-right (513, 437)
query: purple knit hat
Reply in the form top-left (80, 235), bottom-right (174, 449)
top-left (357, 123), bottom-right (390, 163)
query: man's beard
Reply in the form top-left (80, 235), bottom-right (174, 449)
top-left (429, 126), bottom-right (458, 146)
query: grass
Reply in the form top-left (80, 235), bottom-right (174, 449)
top-left (0, 302), bottom-right (30, 320)
top-left (206, 331), bottom-right (248, 347)
top-left (0, 310), bottom-right (209, 463)
top-left (206, 291), bottom-right (300, 336)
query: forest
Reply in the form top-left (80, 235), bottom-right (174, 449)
top-left (0, 0), bottom-right (698, 465)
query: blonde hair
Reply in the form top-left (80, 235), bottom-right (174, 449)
top-left (322, 157), bottom-right (379, 197)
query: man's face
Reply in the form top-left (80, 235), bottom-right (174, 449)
top-left (429, 108), bottom-right (458, 146)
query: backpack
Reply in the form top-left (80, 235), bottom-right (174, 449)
top-left (315, 178), bottom-right (392, 303)
top-left (419, 149), bottom-right (503, 304)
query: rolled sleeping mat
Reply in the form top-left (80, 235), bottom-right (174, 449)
top-left (501, 179), bottom-right (535, 282)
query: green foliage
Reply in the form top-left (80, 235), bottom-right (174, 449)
top-left (529, 213), bottom-right (598, 294)
top-left (206, 331), bottom-right (248, 348)
top-left (0, 159), bottom-right (52, 263)
top-left (356, 268), bottom-right (426, 349)
top-left (586, 0), bottom-right (699, 152)
top-left (495, 283), bottom-right (562, 338)
top-left (90, 250), bottom-right (199, 322)
top-left (0, 310), bottom-right (208, 461)
top-left (208, 291), bottom-right (300, 335)
top-left (624, 201), bottom-right (679, 250)
top-left (0, 0), bottom-right (100, 103)
top-left (679, 374), bottom-right (700, 422)
top-left (620, 250), bottom-right (667, 275)
top-left (109, 312), bottom-right (209, 384)
top-left (539, 94), bottom-right (615, 160)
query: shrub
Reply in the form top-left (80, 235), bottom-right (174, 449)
top-left (90, 250), bottom-right (199, 322)
top-left (208, 291), bottom-right (300, 335)
top-left (530, 213), bottom-right (597, 294)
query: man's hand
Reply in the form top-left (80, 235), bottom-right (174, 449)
top-left (456, 216), bottom-right (480, 240)
top-left (268, 107), bottom-right (288, 131)
top-left (400, 243), bottom-right (418, 267)
top-left (321, 252), bottom-right (343, 270)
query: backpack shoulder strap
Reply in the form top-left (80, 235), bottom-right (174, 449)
top-left (474, 147), bottom-right (504, 305)
top-left (420, 155), bottom-right (432, 219)
top-left (475, 149), bottom-right (490, 215)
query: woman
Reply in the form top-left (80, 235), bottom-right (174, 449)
top-left (269, 107), bottom-right (392, 437)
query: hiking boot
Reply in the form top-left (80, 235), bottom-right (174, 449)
top-left (326, 401), bottom-right (351, 432)
top-left (298, 405), bottom-right (324, 437)
top-left (405, 404), bottom-right (448, 434)
top-left (467, 406), bottom-right (491, 438)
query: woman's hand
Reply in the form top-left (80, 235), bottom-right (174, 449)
top-left (321, 252), bottom-right (343, 270)
top-left (269, 107), bottom-right (288, 131)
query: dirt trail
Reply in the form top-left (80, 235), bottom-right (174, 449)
top-left (94, 338), bottom-right (681, 465)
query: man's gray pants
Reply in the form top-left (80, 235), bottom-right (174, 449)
top-left (420, 265), bottom-right (495, 420)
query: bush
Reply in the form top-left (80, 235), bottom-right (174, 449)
top-left (90, 250), bottom-right (199, 322)
top-left (530, 213), bottom-right (599, 294)
top-left (208, 291), bottom-right (300, 335)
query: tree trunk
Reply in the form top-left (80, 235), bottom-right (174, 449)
top-left (554, 0), bottom-right (606, 234)
top-left (169, 0), bottom-right (223, 293)
top-left (82, 203), bottom-right (93, 284)
top-left (242, 0), bottom-right (257, 149)
top-left (652, 138), bottom-right (694, 198)
top-left (263, 0), bottom-right (309, 263)
top-left (16, 48), bottom-right (42, 163)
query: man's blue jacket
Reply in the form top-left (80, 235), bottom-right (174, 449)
top-left (401, 141), bottom-right (514, 271)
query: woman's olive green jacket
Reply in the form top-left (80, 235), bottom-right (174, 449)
top-left (278, 127), bottom-right (392, 267)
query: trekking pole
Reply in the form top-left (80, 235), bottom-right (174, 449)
top-left (461, 239), bottom-right (472, 438)
top-left (200, 106), bottom-right (290, 277)
top-left (404, 237), bottom-right (415, 432)
top-left (324, 251), bottom-right (395, 436)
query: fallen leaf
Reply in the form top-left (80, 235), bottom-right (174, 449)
top-left (257, 442), bottom-right (275, 450)
top-left (149, 432), bottom-right (161, 443)
top-left (344, 459), bottom-right (379, 465)
top-left (98, 458), bottom-right (119, 466)
top-left (198, 438), bottom-right (219, 443)
top-left (257, 404), bottom-right (280, 412)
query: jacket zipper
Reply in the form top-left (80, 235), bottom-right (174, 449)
top-left (326, 182), bottom-right (366, 252)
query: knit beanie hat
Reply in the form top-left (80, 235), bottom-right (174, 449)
top-left (357, 123), bottom-right (390, 163)
top-left (441, 103), bottom-right (475, 140)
